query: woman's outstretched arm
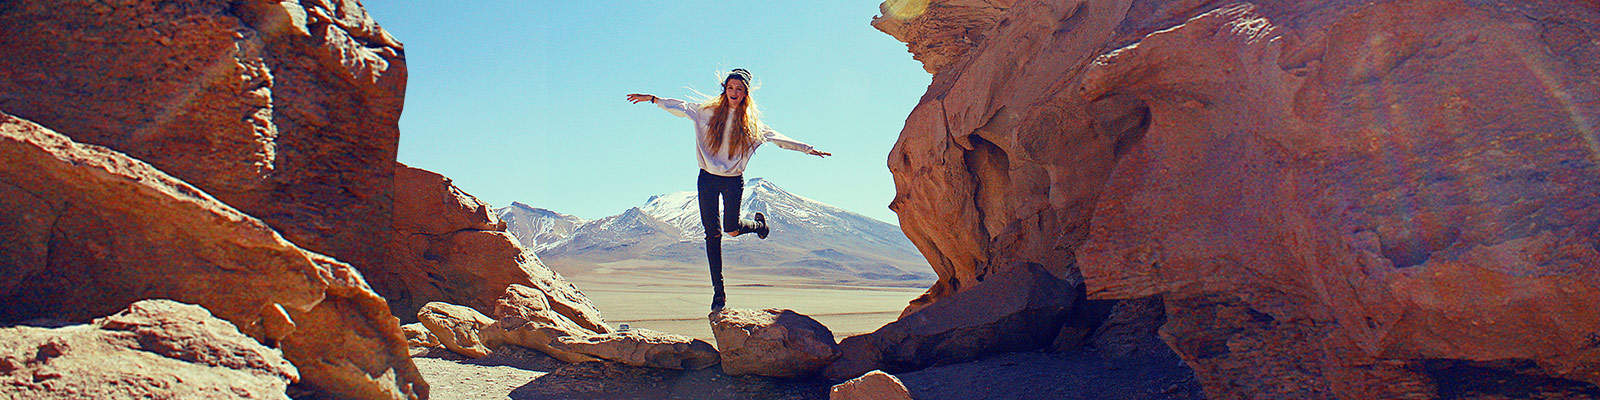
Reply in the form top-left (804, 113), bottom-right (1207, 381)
top-left (627, 93), bottom-right (697, 119)
top-left (760, 125), bottom-right (830, 158)
top-left (625, 93), bottom-right (657, 103)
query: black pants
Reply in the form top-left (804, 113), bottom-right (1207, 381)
top-left (698, 170), bottom-right (761, 296)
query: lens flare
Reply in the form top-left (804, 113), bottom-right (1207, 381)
top-left (884, 0), bottom-right (929, 20)
top-left (1519, 47), bottom-right (1600, 161)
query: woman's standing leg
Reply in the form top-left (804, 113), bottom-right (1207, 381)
top-left (697, 171), bottom-right (727, 310)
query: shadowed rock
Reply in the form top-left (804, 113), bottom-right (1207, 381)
top-left (824, 263), bottom-right (1072, 381)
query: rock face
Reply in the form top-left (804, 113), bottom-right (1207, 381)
top-left (876, 0), bottom-right (1600, 398)
top-left (873, 0), bottom-right (1021, 74)
top-left (824, 263), bottom-right (1073, 381)
top-left (0, 300), bottom-right (298, 399)
top-left (0, 0), bottom-right (405, 299)
top-left (829, 370), bottom-right (913, 400)
top-left (0, 113), bottom-right (424, 399)
top-left (387, 163), bottom-right (612, 331)
top-left (552, 329), bottom-right (721, 370)
top-left (710, 308), bottom-right (841, 378)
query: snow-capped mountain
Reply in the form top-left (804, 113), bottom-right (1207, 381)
top-left (496, 202), bottom-right (584, 252)
top-left (496, 178), bottom-right (934, 286)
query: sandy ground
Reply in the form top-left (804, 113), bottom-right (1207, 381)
top-left (409, 263), bottom-right (1203, 399)
top-left (562, 269), bottom-right (926, 342)
top-left (412, 272), bottom-right (1204, 399)
top-left (412, 345), bottom-right (1203, 400)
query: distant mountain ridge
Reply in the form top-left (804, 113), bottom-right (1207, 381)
top-left (499, 202), bottom-right (584, 253)
top-left (495, 178), bottom-right (934, 286)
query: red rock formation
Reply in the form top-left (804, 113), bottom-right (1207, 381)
top-left (873, 0), bottom-right (1020, 74)
top-left (824, 263), bottom-right (1073, 381)
top-left (0, 300), bottom-right (298, 399)
top-left (417, 302), bottom-right (498, 359)
top-left (710, 308), bottom-right (841, 378)
top-left (387, 163), bottom-right (611, 333)
top-left (551, 329), bottom-right (721, 370)
top-left (0, 0), bottom-right (405, 294)
top-left (0, 113), bottom-right (424, 399)
top-left (877, 0), bottom-right (1600, 398)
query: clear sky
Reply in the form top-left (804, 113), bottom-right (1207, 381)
top-left (362, 1), bottom-right (931, 223)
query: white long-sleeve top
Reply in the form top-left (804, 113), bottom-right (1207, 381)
top-left (654, 97), bottom-right (815, 177)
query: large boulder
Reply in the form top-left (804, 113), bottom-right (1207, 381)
top-left (485, 284), bottom-right (601, 364)
top-left (0, 113), bottom-right (424, 399)
top-left (552, 329), bottom-right (721, 370)
top-left (709, 308), bottom-right (841, 378)
top-left (0, 0), bottom-right (405, 302)
top-left (0, 300), bottom-right (298, 399)
top-left (410, 285), bottom-right (604, 363)
top-left (824, 263), bottom-right (1073, 380)
top-left (386, 163), bottom-right (611, 331)
top-left (830, 370), bottom-right (913, 400)
top-left (875, 0), bottom-right (1600, 398)
top-left (417, 302), bottom-right (497, 359)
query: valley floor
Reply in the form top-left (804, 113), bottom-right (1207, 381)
top-left (559, 266), bottom-right (929, 342)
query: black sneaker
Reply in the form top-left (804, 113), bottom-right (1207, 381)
top-left (711, 293), bottom-right (726, 311)
top-left (753, 212), bottom-right (769, 239)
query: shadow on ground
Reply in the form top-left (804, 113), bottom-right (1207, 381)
top-left (511, 361), bottom-right (830, 400)
top-left (416, 342), bottom-right (1203, 400)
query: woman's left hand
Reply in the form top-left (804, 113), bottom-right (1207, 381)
top-left (808, 149), bottom-right (832, 158)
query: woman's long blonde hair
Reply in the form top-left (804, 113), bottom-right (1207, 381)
top-left (699, 73), bottom-right (761, 157)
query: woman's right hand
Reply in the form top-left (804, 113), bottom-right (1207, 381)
top-left (626, 93), bottom-right (658, 104)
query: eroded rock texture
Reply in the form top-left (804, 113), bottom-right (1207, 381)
top-left (0, 113), bottom-right (424, 399)
top-left (386, 163), bottom-right (610, 330)
top-left (0, 0), bottom-right (405, 299)
top-left (877, 0), bottom-right (1600, 398)
top-left (0, 300), bottom-right (297, 400)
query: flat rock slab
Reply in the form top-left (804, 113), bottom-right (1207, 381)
top-left (709, 308), bottom-right (840, 378)
top-left (553, 328), bottom-right (719, 370)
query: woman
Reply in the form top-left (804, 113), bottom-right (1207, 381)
top-left (627, 69), bottom-right (830, 311)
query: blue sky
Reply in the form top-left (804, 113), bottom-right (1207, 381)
top-left (362, 1), bottom-right (931, 223)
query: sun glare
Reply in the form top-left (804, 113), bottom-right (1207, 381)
top-left (1519, 47), bottom-right (1600, 161)
top-left (885, 0), bottom-right (930, 20)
